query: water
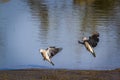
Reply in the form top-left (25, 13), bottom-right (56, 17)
top-left (0, 0), bottom-right (120, 70)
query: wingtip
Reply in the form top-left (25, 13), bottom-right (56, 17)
top-left (78, 40), bottom-right (84, 44)
top-left (57, 48), bottom-right (63, 52)
top-left (59, 48), bottom-right (63, 51)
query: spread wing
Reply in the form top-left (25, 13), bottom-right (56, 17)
top-left (88, 33), bottom-right (99, 47)
top-left (47, 47), bottom-right (62, 58)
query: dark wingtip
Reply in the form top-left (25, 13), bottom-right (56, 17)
top-left (78, 40), bottom-right (84, 44)
top-left (49, 46), bottom-right (56, 48)
top-left (78, 40), bottom-right (80, 43)
top-left (58, 48), bottom-right (63, 52)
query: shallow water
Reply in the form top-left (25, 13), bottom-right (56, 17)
top-left (0, 0), bottom-right (120, 70)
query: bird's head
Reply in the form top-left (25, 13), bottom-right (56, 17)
top-left (39, 49), bottom-right (45, 53)
top-left (82, 37), bottom-right (88, 41)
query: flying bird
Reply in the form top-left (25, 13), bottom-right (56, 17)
top-left (39, 46), bottom-right (62, 66)
top-left (78, 32), bottom-right (100, 57)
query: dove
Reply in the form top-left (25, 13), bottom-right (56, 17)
top-left (40, 46), bottom-right (62, 65)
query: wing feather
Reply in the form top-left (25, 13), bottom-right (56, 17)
top-left (47, 47), bottom-right (62, 58)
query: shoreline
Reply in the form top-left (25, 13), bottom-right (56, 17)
top-left (0, 68), bottom-right (120, 80)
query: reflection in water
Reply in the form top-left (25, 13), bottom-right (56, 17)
top-left (0, 0), bottom-right (10, 3)
top-left (27, 0), bottom-right (49, 45)
top-left (28, 0), bottom-right (49, 27)
top-left (73, 0), bottom-right (118, 33)
top-left (74, 0), bottom-right (95, 6)
top-left (93, 0), bottom-right (116, 12)
top-left (92, 0), bottom-right (117, 24)
top-left (0, 0), bottom-right (120, 70)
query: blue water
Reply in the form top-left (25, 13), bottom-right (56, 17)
top-left (0, 0), bottom-right (120, 70)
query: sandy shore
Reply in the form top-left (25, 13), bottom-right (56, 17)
top-left (0, 68), bottom-right (120, 80)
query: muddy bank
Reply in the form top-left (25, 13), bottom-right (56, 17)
top-left (0, 68), bottom-right (120, 80)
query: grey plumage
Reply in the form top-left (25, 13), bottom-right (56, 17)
top-left (40, 46), bottom-right (62, 66)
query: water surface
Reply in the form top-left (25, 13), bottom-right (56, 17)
top-left (0, 0), bottom-right (120, 70)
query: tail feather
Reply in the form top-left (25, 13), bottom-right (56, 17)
top-left (89, 48), bottom-right (96, 57)
top-left (46, 58), bottom-right (54, 66)
top-left (50, 61), bottom-right (54, 66)
top-left (92, 51), bottom-right (96, 57)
